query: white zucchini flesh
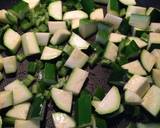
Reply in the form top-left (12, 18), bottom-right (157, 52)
top-left (63, 10), bottom-right (88, 20)
top-left (71, 19), bottom-right (80, 29)
top-left (152, 49), bottom-right (160, 69)
top-left (94, 86), bottom-right (121, 115)
top-left (109, 33), bottom-right (126, 43)
top-left (48, 1), bottom-right (62, 20)
top-left (122, 60), bottom-right (147, 76)
top-left (152, 69), bottom-right (160, 87)
top-left (69, 33), bottom-right (90, 50)
top-left (35, 32), bottom-right (51, 46)
top-left (22, 0), bottom-right (40, 9)
top-left (64, 68), bottom-right (89, 95)
top-left (90, 8), bottom-right (104, 21)
top-left (48, 21), bottom-right (67, 34)
top-left (64, 48), bottom-right (89, 69)
top-left (51, 88), bottom-right (73, 113)
top-left (0, 116), bottom-right (2, 128)
top-left (41, 46), bottom-right (62, 60)
top-left (0, 9), bottom-right (8, 23)
top-left (50, 29), bottom-right (71, 45)
top-left (6, 103), bottom-right (30, 120)
top-left (0, 91), bottom-right (13, 109)
top-left (149, 33), bottom-right (160, 44)
top-left (150, 23), bottom-right (160, 32)
top-left (142, 85), bottom-right (160, 116)
top-left (3, 28), bottom-right (21, 53)
top-left (124, 75), bottom-right (150, 97)
top-left (4, 80), bottom-right (32, 105)
top-left (15, 120), bottom-right (40, 128)
top-left (126, 6), bottom-right (146, 18)
top-left (128, 37), bottom-right (147, 48)
top-left (22, 32), bottom-right (40, 57)
top-left (119, 0), bottom-right (136, 6)
top-left (91, 100), bottom-right (101, 108)
top-left (0, 55), bottom-right (3, 71)
top-left (104, 13), bottom-right (122, 30)
top-left (103, 42), bottom-right (118, 62)
top-left (52, 112), bottom-right (76, 128)
top-left (125, 90), bottom-right (142, 105)
top-left (140, 50), bottom-right (156, 72)
top-left (3, 56), bottom-right (17, 74)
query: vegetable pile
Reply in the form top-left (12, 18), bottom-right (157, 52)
top-left (0, 0), bottom-right (160, 128)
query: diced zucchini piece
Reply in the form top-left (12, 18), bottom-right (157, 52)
top-left (104, 13), bottom-right (122, 30)
top-left (95, 30), bottom-right (110, 45)
top-left (119, 0), bottom-right (136, 6)
top-left (64, 48), bottom-right (89, 69)
top-left (22, 32), bottom-right (40, 57)
top-left (64, 68), bottom-right (89, 95)
top-left (122, 60), bottom-right (147, 75)
top-left (107, 0), bottom-right (119, 16)
top-left (50, 29), bottom-right (71, 45)
top-left (6, 103), bottom-right (30, 120)
top-left (124, 75), bottom-right (150, 97)
top-left (75, 90), bottom-right (92, 127)
top-left (22, 0), bottom-right (40, 9)
top-left (152, 69), bottom-right (160, 87)
top-left (3, 28), bottom-right (21, 53)
top-left (15, 120), bottom-right (40, 128)
top-left (48, 1), bottom-right (62, 20)
top-left (0, 116), bottom-right (2, 128)
top-left (109, 33), bottom-right (126, 43)
top-left (103, 42), bottom-right (118, 62)
top-left (125, 90), bottom-right (142, 105)
top-left (69, 33), bottom-right (90, 50)
top-left (140, 50), bottom-right (156, 72)
top-left (51, 88), bottom-right (73, 113)
top-left (3, 56), bottom-right (17, 74)
top-left (0, 9), bottom-right (8, 23)
top-left (4, 80), bottom-right (32, 105)
top-left (146, 7), bottom-right (160, 22)
top-left (35, 33), bottom-right (51, 46)
top-left (128, 37), bottom-right (147, 48)
top-left (149, 32), bottom-right (160, 44)
top-left (126, 6), bottom-right (146, 18)
top-left (142, 85), bottom-right (160, 116)
top-left (92, 100), bottom-right (101, 108)
top-left (48, 21), bottom-right (67, 34)
top-left (150, 23), bottom-right (160, 32)
top-left (0, 91), bottom-right (13, 110)
top-left (79, 19), bottom-right (97, 38)
top-left (94, 0), bottom-right (108, 4)
top-left (52, 112), bottom-right (76, 128)
top-left (152, 49), bottom-right (160, 69)
top-left (63, 10), bottom-right (88, 20)
top-left (71, 19), bottom-right (80, 29)
top-left (93, 86), bottom-right (121, 115)
top-left (137, 123), bottom-right (160, 128)
top-left (129, 14), bottom-right (150, 30)
top-left (41, 46), bottom-right (62, 60)
top-left (90, 8), bottom-right (104, 21)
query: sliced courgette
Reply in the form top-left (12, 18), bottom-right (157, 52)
top-left (119, 0), bottom-right (136, 6)
top-left (151, 49), bottom-right (160, 69)
top-left (128, 37), bottom-right (147, 48)
top-left (109, 33), bottom-right (126, 43)
top-left (14, 120), bottom-right (40, 128)
top-left (90, 8), bottom-right (104, 21)
top-left (35, 32), bottom-right (51, 46)
top-left (0, 9), bottom-right (8, 23)
top-left (150, 22), bottom-right (160, 32)
top-left (23, 0), bottom-right (40, 9)
top-left (152, 69), bottom-right (160, 87)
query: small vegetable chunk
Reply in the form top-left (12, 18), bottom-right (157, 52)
top-left (109, 33), bottom-right (126, 43)
top-left (0, 9), bottom-right (8, 23)
top-left (142, 85), bottom-right (160, 116)
top-left (119, 0), bottom-right (136, 6)
top-left (64, 48), bottom-right (89, 69)
top-left (3, 56), bottom-right (17, 74)
top-left (64, 68), bottom-right (89, 95)
top-left (0, 91), bottom-right (13, 110)
top-left (151, 49), bottom-right (160, 69)
top-left (51, 88), bottom-right (73, 113)
top-left (122, 60), bottom-right (147, 75)
top-left (152, 69), bottom-right (160, 87)
top-left (52, 112), bottom-right (76, 128)
top-left (22, 32), bottom-right (40, 57)
top-left (6, 103), bottom-right (31, 120)
top-left (124, 75), bottom-right (150, 97)
top-left (23, 0), bottom-right (40, 9)
top-left (90, 8), bottom-right (104, 21)
top-left (35, 33), bottom-right (51, 46)
top-left (14, 120), bottom-right (40, 128)
top-left (93, 86), bottom-right (121, 115)
top-left (48, 1), bottom-right (62, 20)
top-left (41, 46), bottom-right (62, 60)
top-left (4, 80), bottom-right (32, 105)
